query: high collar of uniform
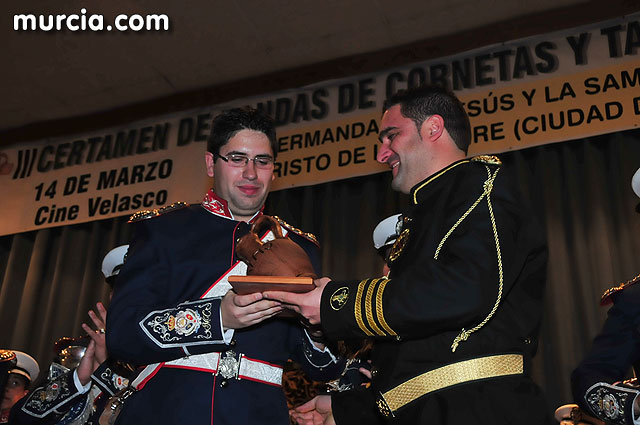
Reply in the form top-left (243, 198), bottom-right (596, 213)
top-left (410, 158), bottom-right (472, 205)
top-left (201, 189), bottom-right (264, 222)
top-left (409, 155), bottom-right (502, 205)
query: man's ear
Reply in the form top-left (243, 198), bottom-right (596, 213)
top-left (205, 152), bottom-right (215, 178)
top-left (420, 114), bottom-right (445, 141)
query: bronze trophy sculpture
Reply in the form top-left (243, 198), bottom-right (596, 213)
top-left (230, 215), bottom-right (316, 294)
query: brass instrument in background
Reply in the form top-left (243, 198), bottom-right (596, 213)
top-left (54, 336), bottom-right (89, 370)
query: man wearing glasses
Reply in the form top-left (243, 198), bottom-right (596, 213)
top-left (107, 108), bottom-right (340, 425)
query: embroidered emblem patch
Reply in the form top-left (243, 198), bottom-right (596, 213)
top-left (113, 375), bottom-right (129, 390)
top-left (584, 383), bottom-right (635, 423)
top-left (173, 309), bottom-right (200, 336)
top-left (388, 228), bottom-right (409, 262)
top-left (330, 287), bottom-right (349, 311)
top-left (142, 301), bottom-right (213, 347)
top-left (22, 374), bottom-right (75, 418)
top-left (601, 393), bottom-right (620, 419)
top-left (43, 382), bottom-right (60, 401)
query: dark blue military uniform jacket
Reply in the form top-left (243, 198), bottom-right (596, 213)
top-left (572, 277), bottom-right (640, 425)
top-left (9, 360), bottom-right (128, 425)
top-left (106, 197), bottom-right (341, 425)
top-left (322, 157), bottom-right (551, 424)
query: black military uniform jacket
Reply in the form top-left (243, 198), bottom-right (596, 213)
top-left (572, 276), bottom-right (640, 425)
top-left (322, 156), bottom-right (550, 424)
top-left (106, 192), bottom-right (341, 425)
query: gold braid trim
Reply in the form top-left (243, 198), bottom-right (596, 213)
top-left (375, 278), bottom-right (397, 336)
top-left (355, 279), bottom-right (375, 336)
top-left (432, 166), bottom-right (504, 352)
top-left (601, 273), bottom-right (640, 305)
top-left (272, 216), bottom-right (319, 246)
top-left (0, 350), bottom-right (15, 362)
top-left (378, 354), bottom-right (522, 415)
top-left (128, 202), bottom-right (188, 223)
top-left (365, 279), bottom-right (385, 336)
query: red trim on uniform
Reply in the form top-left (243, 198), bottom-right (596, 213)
top-left (248, 209), bottom-right (264, 224)
top-left (201, 190), bottom-right (232, 218)
top-left (231, 222), bottom-right (242, 268)
top-left (238, 375), bottom-right (282, 387)
top-left (200, 260), bottom-right (242, 298)
top-left (135, 363), bottom-right (164, 389)
top-left (242, 355), bottom-right (282, 369)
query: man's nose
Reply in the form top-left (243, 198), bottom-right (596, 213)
top-left (377, 143), bottom-right (392, 164)
top-left (242, 161), bottom-right (257, 179)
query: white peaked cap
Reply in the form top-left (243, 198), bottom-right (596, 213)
top-left (632, 168), bottom-right (640, 199)
top-left (373, 214), bottom-right (402, 250)
top-left (101, 245), bottom-right (129, 279)
top-left (9, 350), bottom-right (39, 383)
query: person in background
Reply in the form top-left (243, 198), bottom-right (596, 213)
top-left (1, 352), bottom-right (39, 424)
top-left (372, 214), bottom-right (402, 277)
top-left (0, 351), bottom-right (17, 401)
top-left (283, 214), bottom-right (401, 419)
top-left (9, 245), bottom-right (131, 425)
top-left (569, 167), bottom-right (640, 425)
top-left (326, 213), bottom-right (403, 398)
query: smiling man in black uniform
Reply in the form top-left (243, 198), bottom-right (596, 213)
top-left (268, 85), bottom-right (551, 424)
top-left (106, 108), bottom-right (340, 425)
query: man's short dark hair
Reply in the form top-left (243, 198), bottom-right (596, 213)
top-left (383, 85), bottom-right (471, 154)
top-left (207, 107), bottom-right (278, 160)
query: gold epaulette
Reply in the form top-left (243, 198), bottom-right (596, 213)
top-left (600, 273), bottom-right (640, 305)
top-left (128, 202), bottom-right (188, 223)
top-left (272, 215), bottom-right (319, 246)
top-left (471, 155), bottom-right (502, 166)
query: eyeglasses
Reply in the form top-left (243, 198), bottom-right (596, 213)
top-left (215, 153), bottom-right (275, 169)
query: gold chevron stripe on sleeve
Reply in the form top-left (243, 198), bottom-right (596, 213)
top-left (355, 279), bottom-right (375, 336)
top-left (375, 278), bottom-right (397, 336)
top-left (365, 278), bottom-right (386, 336)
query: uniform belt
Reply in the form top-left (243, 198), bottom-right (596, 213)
top-left (376, 353), bottom-right (524, 417)
top-left (135, 351), bottom-right (283, 388)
